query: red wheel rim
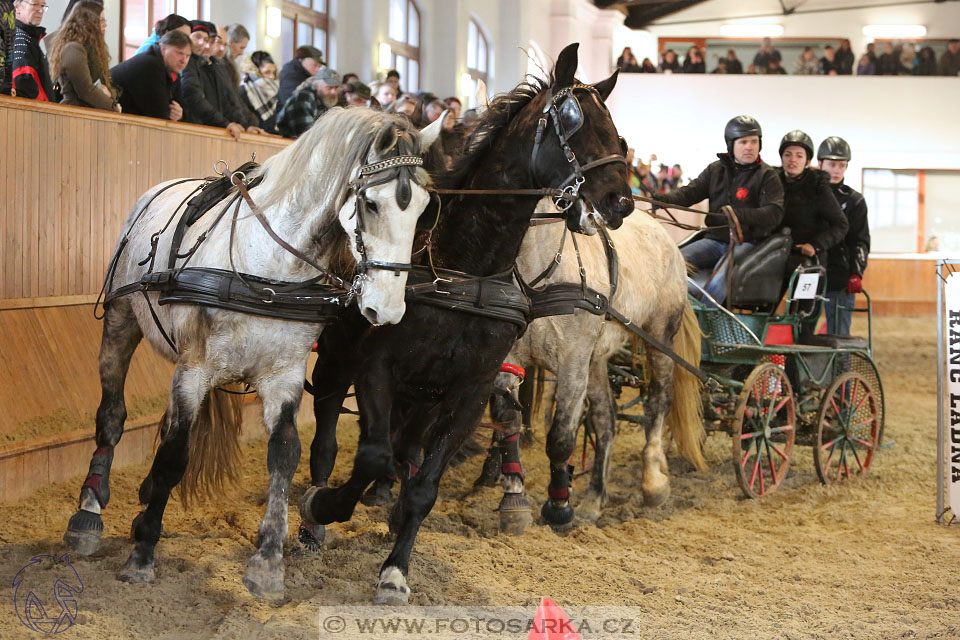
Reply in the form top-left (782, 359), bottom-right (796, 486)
top-left (815, 372), bottom-right (879, 485)
top-left (732, 364), bottom-right (796, 499)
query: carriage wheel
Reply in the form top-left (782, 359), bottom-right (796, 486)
top-left (732, 363), bottom-right (796, 499)
top-left (814, 372), bottom-right (880, 485)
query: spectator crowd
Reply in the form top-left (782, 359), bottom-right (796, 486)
top-left (0, 0), bottom-right (464, 140)
top-left (616, 37), bottom-right (960, 76)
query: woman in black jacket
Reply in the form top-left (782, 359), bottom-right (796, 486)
top-left (776, 130), bottom-right (848, 333)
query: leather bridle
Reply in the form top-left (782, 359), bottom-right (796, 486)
top-left (529, 83), bottom-right (628, 213)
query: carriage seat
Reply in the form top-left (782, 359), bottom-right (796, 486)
top-left (798, 334), bottom-right (868, 349)
top-left (727, 228), bottom-right (792, 309)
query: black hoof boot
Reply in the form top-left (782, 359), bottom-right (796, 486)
top-left (298, 522), bottom-right (326, 551)
top-left (64, 509), bottom-right (104, 556)
top-left (360, 478), bottom-right (394, 507)
top-left (474, 448), bottom-right (502, 488)
top-left (540, 499), bottom-right (575, 530)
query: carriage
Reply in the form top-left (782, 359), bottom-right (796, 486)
top-left (604, 227), bottom-right (885, 499)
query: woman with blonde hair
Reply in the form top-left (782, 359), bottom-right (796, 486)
top-left (48, 1), bottom-right (118, 111)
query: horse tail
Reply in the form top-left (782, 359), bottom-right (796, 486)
top-left (666, 300), bottom-right (708, 471)
top-left (178, 385), bottom-right (245, 506)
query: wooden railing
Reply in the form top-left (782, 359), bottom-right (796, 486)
top-left (0, 97), bottom-right (292, 501)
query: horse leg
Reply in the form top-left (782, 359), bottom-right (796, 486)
top-left (300, 356), bottom-right (395, 526)
top-left (517, 371), bottom-right (535, 446)
top-left (300, 323), bottom-right (360, 549)
top-left (540, 361), bottom-right (591, 530)
top-left (579, 358), bottom-right (616, 521)
top-left (641, 345), bottom-right (676, 507)
top-left (488, 371), bottom-right (531, 535)
top-left (118, 366), bottom-right (208, 583)
top-left (377, 397), bottom-right (486, 604)
top-left (243, 375), bottom-right (303, 600)
top-left (65, 300), bottom-right (142, 556)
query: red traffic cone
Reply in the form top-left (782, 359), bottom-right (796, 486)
top-left (527, 597), bottom-right (582, 640)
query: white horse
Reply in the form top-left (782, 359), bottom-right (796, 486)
top-left (489, 201), bottom-right (707, 531)
top-left (63, 108), bottom-right (445, 599)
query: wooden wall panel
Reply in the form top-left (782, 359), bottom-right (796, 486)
top-left (0, 96), bottom-right (291, 301)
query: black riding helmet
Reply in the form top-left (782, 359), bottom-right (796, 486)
top-left (779, 129), bottom-right (814, 160)
top-left (817, 136), bottom-right (852, 162)
top-left (724, 115), bottom-right (762, 155)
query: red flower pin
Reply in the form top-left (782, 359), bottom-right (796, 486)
top-left (735, 187), bottom-right (749, 200)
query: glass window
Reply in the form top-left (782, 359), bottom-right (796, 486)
top-left (465, 18), bottom-right (490, 107)
top-left (387, 0), bottom-right (420, 93)
top-left (281, 1), bottom-right (329, 65)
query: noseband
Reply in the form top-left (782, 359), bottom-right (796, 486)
top-left (529, 83), bottom-right (628, 212)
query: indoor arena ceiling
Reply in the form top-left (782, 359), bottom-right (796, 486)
top-left (595, 0), bottom-right (959, 29)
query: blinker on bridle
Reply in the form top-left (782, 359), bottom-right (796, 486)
top-left (530, 83), bottom-right (628, 213)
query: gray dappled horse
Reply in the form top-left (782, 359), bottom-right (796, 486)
top-left (63, 108), bottom-right (446, 599)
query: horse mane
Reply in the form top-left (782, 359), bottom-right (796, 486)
top-left (250, 107), bottom-right (425, 217)
top-left (433, 75), bottom-right (550, 190)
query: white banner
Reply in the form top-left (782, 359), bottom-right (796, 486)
top-left (943, 273), bottom-right (960, 518)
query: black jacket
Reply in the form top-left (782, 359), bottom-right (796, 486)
top-left (12, 19), bottom-right (52, 100)
top-left (726, 58), bottom-right (743, 74)
top-left (776, 167), bottom-right (848, 254)
top-left (835, 48), bottom-right (855, 75)
top-left (0, 1), bottom-right (14, 94)
top-left (825, 181), bottom-right (870, 291)
top-left (181, 54), bottom-right (254, 128)
top-left (656, 154), bottom-right (785, 244)
top-left (110, 44), bottom-right (181, 120)
top-left (277, 58), bottom-right (309, 111)
top-left (877, 52), bottom-right (900, 75)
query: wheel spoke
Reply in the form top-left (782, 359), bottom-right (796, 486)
top-left (835, 440), bottom-right (847, 482)
top-left (773, 395), bottom-right (791, 413)
top-left (853, 437), bottom-right (874, 449)
top-left (849, 441), bottom-right (865, 471)
top-left (830, 397), bottom-right (841, 419)
top-left (749, 448), bottom-right (761, 492)
top-left (741, 429), bottom-right (763, 440)
top-left (768, 441), bottom-right (789, 461)
top-left (852, 385), bottom-right (870, 413)
top-left (756, 442), bottom-right (766, 496)
top-left (770, 424), bottom-right (795, 434)
top-left (765, 439), bottom-right (778, 481)
top-left (847, 417), bottom-right (877, 432)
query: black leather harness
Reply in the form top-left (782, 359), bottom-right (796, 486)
top-left (405, 265), bottom-right (532, 331)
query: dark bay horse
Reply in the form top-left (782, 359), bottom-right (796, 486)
top-left (297, 43), bottom-right (634, 603)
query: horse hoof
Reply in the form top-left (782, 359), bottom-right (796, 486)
top-left (540, 499), bottom-right (575, 531)
top-left (519, 426), bottom-right (535, 447)
top-left (117, 558), bottom-right (155, 584)
top-left (578, 492), bottom-right (603, 522)
top-left (64, 509), bottom-right (103, 557)
top-left (243, 554), bottom-right (285, 601)
top-left (498, 493), bottom-right (532, 536)
top-left (374, 567), bottom-right (410, 605)
top-left (642, 484), bottom-right (671, 508)
top-left (298, 522), bottom-right (326, 551)
top-left (360, 481), bottom-right (394, 507)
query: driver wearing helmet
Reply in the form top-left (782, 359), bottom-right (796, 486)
top-left (776, 129), bottom-right (848, 335)
top-left (817, 136), bottom-right (870, 336)
top-left (656, 115), bottom-right (785, 304)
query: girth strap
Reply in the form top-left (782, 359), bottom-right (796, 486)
top-left (404, 266), bottom-right (532, 331)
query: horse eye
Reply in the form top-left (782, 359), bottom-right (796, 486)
top-left (363, 198), bottom-right (379, 214)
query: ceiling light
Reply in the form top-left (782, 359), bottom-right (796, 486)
top-left (719, 24), bottom-right (785, 38)
top-left (265, 6), bottom-right (281, 39)
top-left (862, 25), bottom-right (927, 39)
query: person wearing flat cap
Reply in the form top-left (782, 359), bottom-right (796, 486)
top-left (277, 44), bottom-right (323, 108)
top-left (342, 80), bottom-right (371, 106)
top-left (276, 66), bottom-right (341, 138)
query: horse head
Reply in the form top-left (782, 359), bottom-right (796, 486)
top-left (527, 43), bottom-right (634, 230)
top-left (337, 114), bottom-right (446, 325)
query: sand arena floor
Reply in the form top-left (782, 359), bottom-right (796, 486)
top-left (0, 316), bottom-right (956, 639)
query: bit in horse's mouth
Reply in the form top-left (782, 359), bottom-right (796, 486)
top-left (576, 198), bottom-right (603, 235)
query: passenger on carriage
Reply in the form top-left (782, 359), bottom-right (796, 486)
top-left (655, 115), bottom-right (785, 304)
top-left (775, 129), bottom-right (848, 335)
top-left (817, 136), bottom-right (871, 336)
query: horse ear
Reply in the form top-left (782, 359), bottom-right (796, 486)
top-left (419, 110), bottom-right (447, 151)
top-left (593, 69), bottom-right (619, 101)
top-left (554, 43), bottom-right (579, 87)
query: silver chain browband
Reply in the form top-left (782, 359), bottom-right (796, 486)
top-left (357, 155), bottom-right (424, 178)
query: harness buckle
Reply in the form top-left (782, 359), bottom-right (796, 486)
top-left (432, 276), bottom-right (452, 294)
top-left (262, 287), bottom-right (276, 304)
